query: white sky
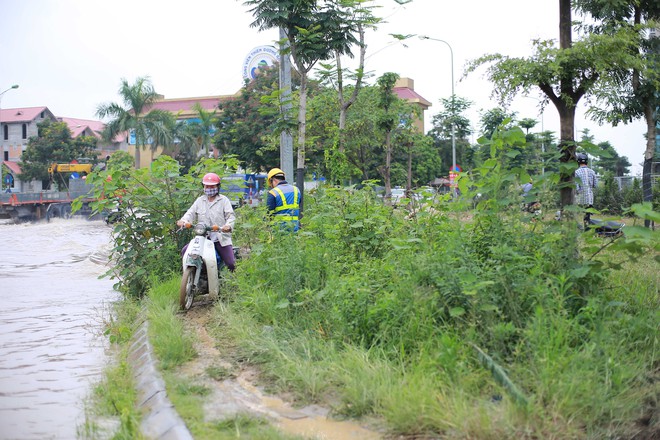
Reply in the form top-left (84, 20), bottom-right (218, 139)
top-left (0, 0), bottom-right (647, 175)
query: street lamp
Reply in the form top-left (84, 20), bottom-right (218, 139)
top-left (418, 36), bottom-right (457, 182)
top-left (0, 84), bottom-right (19, 192)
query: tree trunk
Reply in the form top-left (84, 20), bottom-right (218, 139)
top-left (559, 0), bottom-right (572, 50)
top-left (406, 143), bottom-right (412, 194)
top-left (557, 0), bottom-right (576, 209)
top-left (337, 23), bottom-right (365, 154)
top-left (643, 104), bottom-right (656, 228)
top-left (384, 130), bottom-right (392, 206)
top-left (557, 103), bottom-right (577, 208)
top-left (135, 143), bottom-right (141, 169)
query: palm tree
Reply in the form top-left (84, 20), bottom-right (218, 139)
top-left (188, 102), bottom-right (217, 158)
top-left (96, 77), bottom-right (173, 168)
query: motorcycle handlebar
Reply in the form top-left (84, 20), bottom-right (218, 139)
top-left (176, 222), bottom-right (222, 232)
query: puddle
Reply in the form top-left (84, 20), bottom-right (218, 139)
top-left (237, 374), bottom-right (382, 440)
top-left (181, 307), bottom-right (383, 439)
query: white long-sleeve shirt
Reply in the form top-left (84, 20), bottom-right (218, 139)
top-left (179, 194), bottom-right (235, 246)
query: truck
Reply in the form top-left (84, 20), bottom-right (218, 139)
top-left (48, 162), bottom-right (93, 191)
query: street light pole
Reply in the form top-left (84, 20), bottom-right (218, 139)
top-left (419, 36), bottom-right (456, 181)
top-left (0, 84), bottom-right (20, 192)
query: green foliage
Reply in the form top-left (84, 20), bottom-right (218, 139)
top-left (19, 119), bottom-right (97, 183)
top-left (215, 66), bottom-right (283, 171)
top-left (595, 172), bottom-right (624, 214)
top-left (107, 150), bottom-right (135, 170)
top-left (220, 123), bottom-right (659, 437)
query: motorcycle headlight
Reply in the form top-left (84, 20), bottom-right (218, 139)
top-left (194, 223), bottom-right (207, 235)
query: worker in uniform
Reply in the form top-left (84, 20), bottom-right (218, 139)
top-left (266, 168), bottom-right (301, 232)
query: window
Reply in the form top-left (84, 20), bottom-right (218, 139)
top-left (40, 111), bottom-right (45, 118)
top-left (3, 124), bottom-right (7, 140)
top-left (22, 123), bottom-right (27, 139)
top-left (3, 151), bottom-right (8, 161)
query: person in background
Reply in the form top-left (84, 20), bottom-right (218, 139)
top-left (575, 153), bottom-right (598, 228)
top-left (266, 168), bottom-right (301, 232)
top-left (176, 172), bottom-right (236, 271)
top-left (521, 178), bottom-right (540, 213)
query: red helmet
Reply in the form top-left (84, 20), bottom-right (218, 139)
top-left (202, 173), bottom-right (221, 185)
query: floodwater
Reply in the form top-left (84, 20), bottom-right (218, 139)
top-left (0, 218), bottom-right (118, 440)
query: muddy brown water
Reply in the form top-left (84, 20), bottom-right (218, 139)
top-left (0, 219), bottom-right (118, 440)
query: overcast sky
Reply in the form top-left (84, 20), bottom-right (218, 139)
top-left (0, 0), bottom-right (647, 174)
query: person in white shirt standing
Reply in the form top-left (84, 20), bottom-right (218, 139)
top-left (176, 172), bottom-right (236, 271)
top-left (575, 153), bottom-right (598, 228)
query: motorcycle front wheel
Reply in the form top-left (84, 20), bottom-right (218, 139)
top-left (180, 267), bottom-right (196, 310)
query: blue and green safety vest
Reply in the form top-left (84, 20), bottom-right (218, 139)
top-left (267, 182), bottom-right (300, 231)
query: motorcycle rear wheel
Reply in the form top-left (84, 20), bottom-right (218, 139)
top-left (180, 267), bottom-right (196, 310)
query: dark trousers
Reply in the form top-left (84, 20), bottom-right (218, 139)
top-left (582, 204), bottom-right (593, 227)
top-left (181, 241), bottom-right (235, 272)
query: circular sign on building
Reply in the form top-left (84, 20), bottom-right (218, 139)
top-left (242, 45), bottom-right (279, 81)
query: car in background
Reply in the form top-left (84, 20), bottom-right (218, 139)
top-left (391, 188), bottom-right (406, 206)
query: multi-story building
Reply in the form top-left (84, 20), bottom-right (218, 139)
top-left (0, 106), bottom-right (116, 192)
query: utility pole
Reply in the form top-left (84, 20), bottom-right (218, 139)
top-left (278, 28), bottom-right (294, 183)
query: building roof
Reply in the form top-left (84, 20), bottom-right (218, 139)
top-left (145, 95), bottom-right (235, 118)
top-left (0, 106), bottom-right (54, 123)
top-left (2, 161), bottom-right (22, 175)
top-left (393, 87), bottom-right (432, 109)
top-left (58, 117), bottom-right (105, 138)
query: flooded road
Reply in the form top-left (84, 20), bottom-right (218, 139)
top-left (0, 219), bottom-right (118, 440)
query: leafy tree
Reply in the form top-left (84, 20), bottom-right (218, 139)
top-left (376, 72), bottom-right (400, 204)
top-left (19, 119), bottom-right (96, 187)
top-left (622, 176), bottom-right (643, 208)
top-left (215, 66), bottom-right (283, 172)
top-left (595, 171), bottom-right (624, 214)
top-left (479, 107), bottom-right (518, 139)
top-left (467, 0), bottom-right (642, 209)
top-left (518, 117), bottom-right (538, 135)
top-left (96, 77), bottom-right (175, 169)
top-left (309, 84), bottom-right (382, 182)
top-left (393, 129), bottom-right (434, 191)
top-left (107, 151), bottom-right (134, 170)
top-left (594, 140), bottom-right (631, 176)
top-left (427, 95), bottom-right (473, 176)
top-left (244, 0), bottom-right (362, 208)
top-left (315, 0), bottom-right (381, 155)
top-left (574, 0), bottom-right (660, 227)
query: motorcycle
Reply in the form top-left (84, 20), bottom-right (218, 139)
top-left (554, 210), bottom-right (625, 238)
top-left (179, 223), bottom-right (238, 310)
top-left (585, 218), bottom-right (625, 238)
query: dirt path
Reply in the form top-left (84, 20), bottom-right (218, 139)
top-left (176, 304), bottom-right (384, 440)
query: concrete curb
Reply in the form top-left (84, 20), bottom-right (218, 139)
top-left (128, 320), bottom-right (194, 440)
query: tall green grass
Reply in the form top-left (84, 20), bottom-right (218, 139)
top-left (219, 176), bottom-right (659, 439)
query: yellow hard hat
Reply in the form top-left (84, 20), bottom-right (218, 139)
top-left (267, 168), bottom-right (285, 184)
